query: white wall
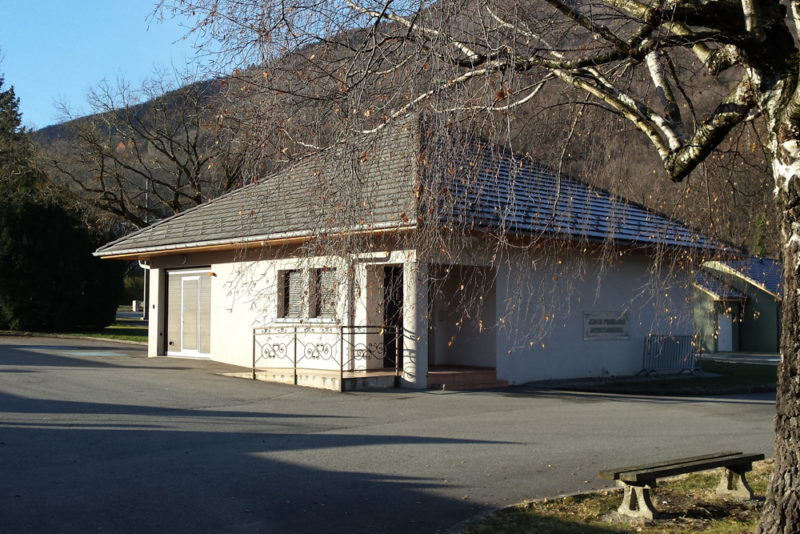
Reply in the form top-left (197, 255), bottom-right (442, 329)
top-left (146, 243), bottom-right (694, 386)
top-left (492, 248), bottom-right (694, 384)
top-left (429, 265), bottom-right (497, 367)
top-left (148, 248), bottom-right (428, 380)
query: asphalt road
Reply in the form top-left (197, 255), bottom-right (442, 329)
top-left (0, 336), bottom-right (776, 533)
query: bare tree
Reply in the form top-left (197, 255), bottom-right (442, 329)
top-left (42, 73), bottom-right (249, 228)
top-left (155, 1), bottom-right (800, 529)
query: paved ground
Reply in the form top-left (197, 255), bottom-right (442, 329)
top-left (0, 336), bottom-right (776, 533)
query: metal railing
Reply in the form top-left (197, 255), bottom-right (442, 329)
top-left (640, 334), bottom-right (696, 375)
top-left (252, 324), bottom-right (401, 391)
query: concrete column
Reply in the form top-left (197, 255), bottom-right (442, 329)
top-left (402, 259), bottom-right (428, 388)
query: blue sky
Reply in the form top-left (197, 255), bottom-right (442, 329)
top-left (0, 2), bottom-right (205, 129)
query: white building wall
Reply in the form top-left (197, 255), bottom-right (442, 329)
top-left (210, 254), bottom-right (352, 370)
top-left (493, 248), bottom-right (694, 384)
top-left (147, 267), bottom-right (165, 357)
top-left (146, 244), bottom-right (693, 386)
top-left (429, 265), bottom-right (497, 368)
top-left (148, 248), bottom-right (426, 377)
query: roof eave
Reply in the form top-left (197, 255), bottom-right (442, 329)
top-left (95, 224), bottom-right (419, 260)
top-left (705, 261), bottom-right (783, 301)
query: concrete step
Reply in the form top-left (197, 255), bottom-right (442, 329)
top-left (342, 374), bottom-right (397, 391)
top-left (248, 369), bottom-right (398, 391)
top-left (427, 368), bottom-right (507, 390)
top-left (436, 380), bottom-right (509, 391)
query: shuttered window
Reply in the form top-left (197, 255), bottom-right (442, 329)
top-left (281, 270), bottom-right (303, 318)
top-left (312, 268), bottom-right (337, 319)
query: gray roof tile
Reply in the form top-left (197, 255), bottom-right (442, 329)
top-left (694, 271), bottom-right (747, 301)
top-left (715, 257), bottom-right (783, 298)
top-left (437, 142), bottom-right (729, 250)
top-left (96, 119), bottom-right (421, 256)
top-left (96, 115), bottom-right (731, 257)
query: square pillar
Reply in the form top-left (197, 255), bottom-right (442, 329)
top-left (402, 259), bottom-right (428, 388)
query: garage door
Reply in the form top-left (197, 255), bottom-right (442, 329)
top-left (167, 269), bottom-right (211, 356)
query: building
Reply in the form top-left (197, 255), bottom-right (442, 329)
top-left (693, 258), bottom-right (783, 354)
top-left (95, 116), bottom-right (727, 390)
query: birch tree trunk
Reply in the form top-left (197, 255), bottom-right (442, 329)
top-left (758, 131), bottom-right (800, 533)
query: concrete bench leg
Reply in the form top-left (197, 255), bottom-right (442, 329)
top-left (716, 467), bottom-right (755, 500)
top-left (617, 481), bottom-right (658, 520)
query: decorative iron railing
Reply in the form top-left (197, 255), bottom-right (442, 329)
top-left (640, 334), bottom-right (696, 375)
top-left (252, 324), bottom-right (401, 391)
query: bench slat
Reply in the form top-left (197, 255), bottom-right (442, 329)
top-left (619, 453), bottom-right (763, 483)
top-left (600, 453), bottom-right (764, 484)
top-left (598, 451), bottom-right (740, 480)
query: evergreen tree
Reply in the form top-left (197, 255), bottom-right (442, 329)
top-left (0, 77), bottom-right (42, 199)
top-left (0, 77), bottom-right (122, 331)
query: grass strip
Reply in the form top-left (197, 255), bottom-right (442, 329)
top-left (1, 319), bottom-right (147, 344)
top-left (462, 460), bottom-right (772, 534)
top-left (562, 361), bottom-right (776, 396)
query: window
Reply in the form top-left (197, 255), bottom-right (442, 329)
top-left (311, 268), bottom-right (337, 319)
top-left (280, 270), bottom-right (303, 318)
top-left (583, 311), bottom-right (629, 340)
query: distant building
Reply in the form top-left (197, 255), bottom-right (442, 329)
top-left (693, 258), bottom-right (783, 353)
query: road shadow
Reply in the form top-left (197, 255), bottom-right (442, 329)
top-left (0, 393), bottom-right (504, 534)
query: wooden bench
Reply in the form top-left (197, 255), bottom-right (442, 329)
top-left (598, 451), bottom-right (765, 520)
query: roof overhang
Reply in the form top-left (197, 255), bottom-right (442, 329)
top-left (692, 281), bottom-right (747, 302)
top-left (704, 260), bottom-right (783, 301)
top-left (95, 224), bottom-right (418, 261)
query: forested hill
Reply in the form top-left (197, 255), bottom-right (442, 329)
top-left (33, 78), bottom-right (221, 146)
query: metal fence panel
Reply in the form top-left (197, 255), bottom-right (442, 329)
top-left (641, 334), bottom-right (696, 375)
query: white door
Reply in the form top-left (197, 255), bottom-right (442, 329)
top-left (181, 277), bottom-right (200, 352)
top-left (717, 314), bottom-right (733, 352)
top-left (167, 270), bottom-right (211, 356)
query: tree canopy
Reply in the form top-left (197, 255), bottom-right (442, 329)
top-left (39, 75), bottom-right (250, 228)
top-left (0, 77), bottom-right (122, 331)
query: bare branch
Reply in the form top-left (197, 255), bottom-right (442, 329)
top-left (645, 50), bottom-right (682, 146)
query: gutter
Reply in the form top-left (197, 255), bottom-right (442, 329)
top-left (95, 224), bottom-right (418, 260)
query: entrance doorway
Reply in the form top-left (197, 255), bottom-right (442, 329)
top-left (166, 269), bottom-right (211, 356)
top-left (717, 313), bottom-right (733, 352)
top-left (383, 266), bottom-right (403, 369)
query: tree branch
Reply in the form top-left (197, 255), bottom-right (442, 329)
top-left (665, 77), bottom-right (755, 181)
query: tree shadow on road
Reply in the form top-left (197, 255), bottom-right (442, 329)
top-left (0, 393), bottom-right (505, 534)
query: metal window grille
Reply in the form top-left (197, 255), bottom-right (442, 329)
top-left (282, 270), bottom-right (303, 318)
top-left (313, 268), bottom-right (337, 318)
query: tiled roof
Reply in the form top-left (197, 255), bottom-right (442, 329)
top-left (693, 271), bottom-right (746, 301)
top-left (710, 258), bottom-right (784, 299)
top-left (438, 143), bottom-right (729, 250)
top-left (96, 115), bottom-right (731, 258)
top-left (95, 119), bottom-right (421, 257)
